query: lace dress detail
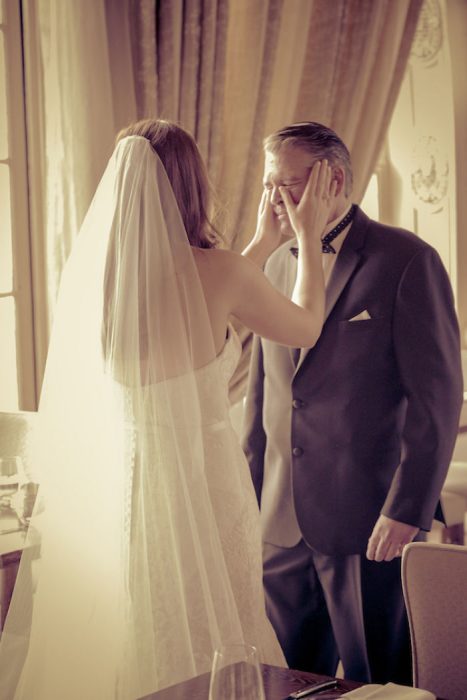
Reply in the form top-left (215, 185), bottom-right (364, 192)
top-left (125, 325), bottom-right (285, 692)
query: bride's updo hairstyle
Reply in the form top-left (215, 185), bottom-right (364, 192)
top-left (117, 119), bottom-right (220, 248)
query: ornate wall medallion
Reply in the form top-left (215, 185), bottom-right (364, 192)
top-left (411, 135), bottom-right (448, 205)
top-left (410, 0), bottom-right (443, 63)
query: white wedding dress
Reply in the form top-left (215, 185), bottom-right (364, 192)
top-left (0, 136), bottom-right (285, 699)
top-left (127, 324), bottom-right (285, 692)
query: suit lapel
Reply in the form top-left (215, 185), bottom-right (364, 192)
top-left (294, 207), bottom-right (369, 375)
top-left (324, 244), bottom-right (362, 322)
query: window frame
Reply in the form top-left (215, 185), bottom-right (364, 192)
top-left (2, 0), bottom-right (36, 410)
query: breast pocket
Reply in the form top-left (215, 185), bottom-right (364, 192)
top-left (339, 317), bottom-right (386, 333)
top-left (334, 317), bottom-right (389, 369)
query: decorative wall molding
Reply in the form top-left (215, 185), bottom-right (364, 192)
top-left (411, 135), bottom-right (449, 206)
top-left (410, 0), bottom-right (443, 64)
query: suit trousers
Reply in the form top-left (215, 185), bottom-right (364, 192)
top-left (262, 539), bottom-right (412, 684)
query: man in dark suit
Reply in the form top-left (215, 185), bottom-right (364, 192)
top-left (242, 122), bottom-right (463, 684)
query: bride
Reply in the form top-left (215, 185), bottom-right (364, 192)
top-left (0, 119), bottom-right (333, 698)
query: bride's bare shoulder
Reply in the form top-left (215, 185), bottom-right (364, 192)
top-left (192, 247), bottom-right (247, 278)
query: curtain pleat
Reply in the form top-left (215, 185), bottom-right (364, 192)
top-left (198, 0), bottom-right (229, 180)
top-left (129, 1), bottom-right (158, 117)
top-left (178, 0), bottom-right (201, 129)
top-left (224, 0), bottom-right (284, 248)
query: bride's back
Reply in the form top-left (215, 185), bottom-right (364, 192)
top-left (191, 246), bottom-right (241, 355)
top-left (105, 119), bottom-right (231, 382)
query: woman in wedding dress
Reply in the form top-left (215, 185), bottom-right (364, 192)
top-left (0, 119), bottom-right (334, 699)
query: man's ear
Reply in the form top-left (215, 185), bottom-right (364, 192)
top-left (332, 166), bottom-right (346, 197)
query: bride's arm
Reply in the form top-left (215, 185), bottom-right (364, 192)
top-left (226, 253), bottom-right (320, 348)
top-left (241, 188), bottom-right (283, 268)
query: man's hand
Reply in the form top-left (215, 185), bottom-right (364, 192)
top-left (366, 514), bottom-right (419, 562)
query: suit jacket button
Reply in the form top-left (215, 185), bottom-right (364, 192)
top-left (292, 447), bottom-right (303, 457)
top-left (292, 399), bottom-right (305, 409)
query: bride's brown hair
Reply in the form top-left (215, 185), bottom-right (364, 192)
top-left (117, 119), bottom-right (220, 248)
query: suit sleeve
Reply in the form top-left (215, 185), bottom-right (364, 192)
top-left (241, 333), bottom-right (267, 506)
top-left (382, 246), bottom-right (463, 529)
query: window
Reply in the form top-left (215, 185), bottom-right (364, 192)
top-left (0, 0), bottom-right (35, 411)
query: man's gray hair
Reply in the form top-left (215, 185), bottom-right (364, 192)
top-left (264, 122), bottom-right (353, 195)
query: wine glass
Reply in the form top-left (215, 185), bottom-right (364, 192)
top-left (208, 643), bottom-right (265, 700)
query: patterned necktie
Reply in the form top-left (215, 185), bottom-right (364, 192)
top-left (290, 204), bottom-right (357, 257)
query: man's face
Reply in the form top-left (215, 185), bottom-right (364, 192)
top-left (262, 145), bottom-right (317, 234)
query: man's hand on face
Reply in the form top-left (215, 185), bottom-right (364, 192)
top-left (279, 160), bottom-right (335, 244)
top-left (366, 514), bottom-right (419, 562)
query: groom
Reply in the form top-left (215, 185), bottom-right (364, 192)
top-left (242, 122), bottom-right (463, 684)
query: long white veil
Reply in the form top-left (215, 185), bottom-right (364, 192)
top-left (0, 137), bottom-right (247, 698)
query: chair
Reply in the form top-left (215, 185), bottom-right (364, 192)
top-left (0, 411), bottom-right (37, 630)
top-left (0, 411), bottom-right (37, 471)
top-left (402, 541), bottom-right (467, 700)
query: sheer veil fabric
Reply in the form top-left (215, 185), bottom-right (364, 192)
top-left (0, 137), bottom-right (284, 698)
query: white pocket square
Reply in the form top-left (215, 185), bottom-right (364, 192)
top-left (348, 309), bottom-right (371, 322)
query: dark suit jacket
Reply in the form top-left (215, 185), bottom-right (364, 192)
top-left (242, 207), bottom-right (463, 555)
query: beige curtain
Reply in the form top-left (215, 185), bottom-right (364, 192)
top-left (27, 0), bottom-right (422, 401)
top-left (219, 0), bottom-right (315, 247)
top-left (128, 0), bottom-right (228, 181)
top-left (130, 0), bottom-right (317, 246)
top-left (23, 0), bottom-right (137, 398)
